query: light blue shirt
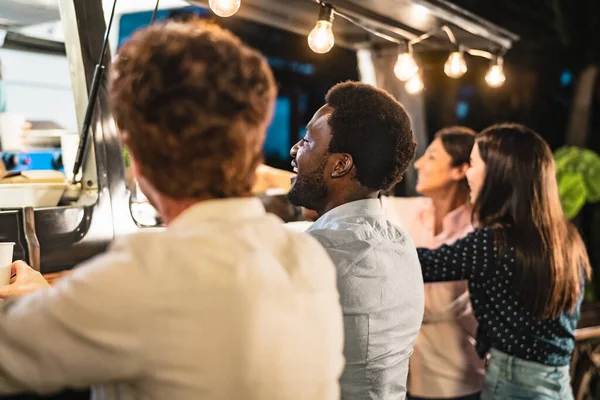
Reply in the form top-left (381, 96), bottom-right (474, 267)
top-left (308, 199), bottom-right (424, 400)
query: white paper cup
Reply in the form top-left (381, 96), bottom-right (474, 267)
top-left (0, 113), bottom-right (25, 152)
top-left (0, 243), bottom-right (15, 287)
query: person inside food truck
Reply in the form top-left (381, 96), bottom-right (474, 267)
top-left (0, 19), bottom-right (345, 400)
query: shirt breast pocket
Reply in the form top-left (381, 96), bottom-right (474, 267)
top-left (343, 314), bottom-right (369, 363)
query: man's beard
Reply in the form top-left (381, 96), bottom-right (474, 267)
top-left (287, 159), bottom-right (328, 212)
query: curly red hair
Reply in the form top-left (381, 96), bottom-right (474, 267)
top-left (109, 20), bottom-right (277, 199)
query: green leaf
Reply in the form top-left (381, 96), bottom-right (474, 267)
top-left (558, 173), bottom-right (587, 219)
top-left (579, 149), bottom-right (600, 202)
top-left (554, 146), bottom-right (577, 164)
top-left (554, 146), bottom-right (600, 204)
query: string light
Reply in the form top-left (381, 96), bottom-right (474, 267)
top-left (444, 51), bottom-right (467, 78)
top-left (405, 74), bottom-right (424, 94)
top-left (394, 47), bottom-right (419, 81)
top-left (485, 57), bottom-right (506, 87)
top-left (208, 0), bottom-right (241, 17)
top-left (308, 3), bottom-right (335, 54)
top-left (304, 4), bottom-right (509, 85)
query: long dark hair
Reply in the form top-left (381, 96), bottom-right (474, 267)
top-left (473, 123), bottom-right (591, 319)
top-left (435, 126), bottom-right (476, 193)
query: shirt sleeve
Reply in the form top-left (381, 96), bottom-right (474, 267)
top-left (418, 228), bottom-right (494, 283)
top-left (0, 242), bottom-right (154, 395)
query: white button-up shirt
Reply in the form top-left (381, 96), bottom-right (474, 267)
top-left (308, 199), bottom-right (424, 400)
top-left (0, 198), bottom-right (344, 400)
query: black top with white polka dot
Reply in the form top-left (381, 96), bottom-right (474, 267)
top-left (417, 227), bottom-right (582, 367)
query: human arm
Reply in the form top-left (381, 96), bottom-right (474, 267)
top-left (418, 228), bottom-right (493, 283)
top-left (0, 245), bottom-right (152, 395)
top-left (0, 261), bottom-right (51, 299)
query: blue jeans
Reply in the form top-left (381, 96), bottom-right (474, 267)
top-left (482, 349), bottom-right (573, 400)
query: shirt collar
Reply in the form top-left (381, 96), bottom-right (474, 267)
top-left (169, 197), bottom-right (266, 230)
top-left (309, 199), bottom-right (382, 231)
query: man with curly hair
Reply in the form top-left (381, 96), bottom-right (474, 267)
top-left (288, 81), bottom-right (424, 400)
top-left (0, 20), bottom-right (344, 399)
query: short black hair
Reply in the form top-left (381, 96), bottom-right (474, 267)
top-left (325, 81), bottom-right (416, 190)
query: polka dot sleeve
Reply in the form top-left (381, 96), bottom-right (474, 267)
top-left (417, 228), bottom-right (493, 283)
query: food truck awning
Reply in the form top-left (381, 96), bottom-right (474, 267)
top-left (1, 0), bottom-right (518, 54)
top-left (186, 0), bottom-right (519, 52)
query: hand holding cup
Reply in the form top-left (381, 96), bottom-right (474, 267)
top-left (0, 261), bottom-right (50, 299)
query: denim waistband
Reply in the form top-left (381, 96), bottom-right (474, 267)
top-left (489, 348), bottom-right (570, 376)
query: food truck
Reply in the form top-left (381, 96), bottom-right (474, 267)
top-left (0, 0), bottom-right (519, 272)
top-left (0, 0), bottom-right (597, 397)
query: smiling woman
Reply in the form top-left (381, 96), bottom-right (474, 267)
top-left (380, 126), bottom-right (484, 400)
top-left (416, 124), bottom-right (591, 400)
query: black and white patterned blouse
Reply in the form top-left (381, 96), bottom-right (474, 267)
top-left (417, 227), bottom-right (582, 366)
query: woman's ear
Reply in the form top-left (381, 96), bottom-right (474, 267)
top-left (451, 163), bottom-right (469, 182)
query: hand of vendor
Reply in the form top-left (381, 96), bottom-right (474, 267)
top-left (0, 261), bottom-right (50, 299)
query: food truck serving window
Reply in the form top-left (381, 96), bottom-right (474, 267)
top-left (0, 29), bottom-right (79, 208)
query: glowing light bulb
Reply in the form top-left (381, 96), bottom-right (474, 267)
top-left (394, 52), bottom-right (419, 81)
top-left (486, 58), bottom-right (506, 88)
top-left (405, 74), bottom-right (424, 94)
top-left (209, 0), bottom-right (241, 17)
top-left (308, 20), bottom-right (335, 54)
top-left (308, 3), bottom-right (335, 54)
top-left (444, 51), bottom-right (467, 78)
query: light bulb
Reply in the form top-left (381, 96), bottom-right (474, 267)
top-left (405, 75), bottom-right (424, 94)
top-left (209, 0), bottom-right (241, 17)
top-left (308, 20), bottom-right (335, 54)
top-left (444, 51), bottom-right (467, 79)
top-left (486, 58), bottom-right (506, 88)
top-left (394, 52), bottom-right (419, 81)
top-left (308, 3), bottom-right (335, 54)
